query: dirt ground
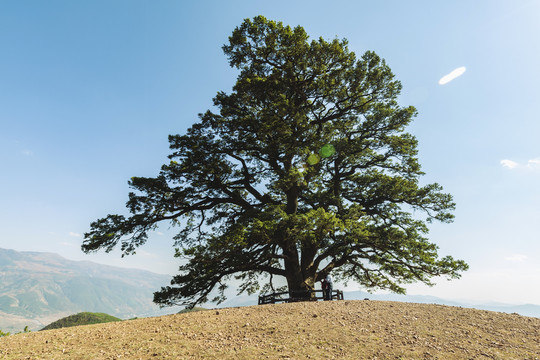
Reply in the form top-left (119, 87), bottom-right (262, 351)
top-left (1, 300), bottom-right (539, 359)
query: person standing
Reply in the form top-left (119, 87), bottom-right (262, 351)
top-left (324, 273), bottom-right (333, 300)
top-left (320, 277), bottom-right (328, 300)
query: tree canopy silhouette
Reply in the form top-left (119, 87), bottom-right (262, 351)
top-left (83, 16), bottom-right (468, 307)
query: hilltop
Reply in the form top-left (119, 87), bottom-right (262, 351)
top-left (1, 300), bottom-right (538, 359)
top-left (40, 312), bottom-right (121, 331)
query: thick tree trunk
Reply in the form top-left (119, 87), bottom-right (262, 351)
top-left (285, 274), bottom-right (314, 300)
top-left (282, 186), bottom-right (316, 300)
top-left (283, 246), bottom-right (316, 300)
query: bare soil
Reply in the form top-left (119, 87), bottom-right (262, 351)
top-left (1, 300), bottom-right (539, 359)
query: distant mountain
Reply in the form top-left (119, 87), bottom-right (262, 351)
top-left (0, 248), bottom-right (179, 332)
top-left (343, 291), bottom-right (540, 318)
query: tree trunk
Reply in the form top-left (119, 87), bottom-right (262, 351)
top-left (286, 274), bottom-right (314, 300)
top-left (283, 248), bottom-right (316, 300)
top-left (283, 186), bottom-right (316, 300)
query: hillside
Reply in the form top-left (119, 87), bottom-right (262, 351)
top-left (1, 301), bottom-right (539, 359)
top-left (40, 312), bottom-right (121, 331)
top-left (0, 248), bottom-right (178, 332)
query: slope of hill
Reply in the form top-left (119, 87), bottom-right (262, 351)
top-left (0, 301), bottom-right (538, 359)
top-left (219, 290), bottom-right (540, 319)
top-left (40, 312), bottom-right (121, 331)
top-left (344, 290), bottom-right (540, 318)
top-left (0, 248), bottom-right (178, 332)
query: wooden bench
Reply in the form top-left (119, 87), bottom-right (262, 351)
top-left (258, 289), bottom-right (344, 305)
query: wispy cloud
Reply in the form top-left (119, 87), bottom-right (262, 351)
top-left (138, 250), bottom-right (159, 259)
top-left (505, 254), bottom-right (528, 262)
top-left (60, 241), bottom-right (77, 248)
top-left (69, 232), bottom-right (82, 238)
top-left (438, 66), bottom-right (466, 85)
top-left (501, 159), bottom-right (519, 169)
top-left (21, 150), bottom-right (33, 156)
top-left (501, 158), bottom-right (540, 170)
top-left (527, 159), bottom-right (540, 168)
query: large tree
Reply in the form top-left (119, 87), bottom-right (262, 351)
top-left (83, 16), bottom-right (468, 307)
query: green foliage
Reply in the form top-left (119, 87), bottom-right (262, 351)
top-left (83, 16), bottom-right (468, 308)
top-left (177, 306), bottom-right (207, 314)
top-left (40, 312), bottom-right (121, 331)
top-left (0, 326), bottom-right (30, 338)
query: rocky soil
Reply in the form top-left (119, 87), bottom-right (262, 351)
top-left (1, 300), bottom-right (539, 359)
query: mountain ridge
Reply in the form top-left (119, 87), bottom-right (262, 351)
top-left (0, 248), bottom-right (179, 332)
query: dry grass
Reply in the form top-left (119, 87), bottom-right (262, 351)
top-left (1, 300), bottom-right (539, 359)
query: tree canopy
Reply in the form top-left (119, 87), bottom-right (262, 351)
top-left (83, 16), bottom-right (468, 307)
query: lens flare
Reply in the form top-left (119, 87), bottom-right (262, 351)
top-left (307, 153), bottom-right (320, 165)
top-left (319, 144), bottom-right (336, 158)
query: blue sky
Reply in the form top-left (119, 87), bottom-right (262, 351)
top-left (1, 0), bottom-right (539, 305)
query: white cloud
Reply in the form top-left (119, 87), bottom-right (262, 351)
top-left (438, 66), bottom-right (467, 85)
top-left (69, 232), bottom-right (82, 238)
top-left (21, 150), bottom-right (33, 156)
top-left (527, 158), bottom-right (540, 169)
top-left (505, 254), bottom-right (528, 262)
top-left (138, 250), bottom-right (160, 259)
top-left (501, 158), bottom-right (540, 170)
top-left (60, 241), bottom-right (77, 248)
top-left (501, 159), bottom-right (519, 169)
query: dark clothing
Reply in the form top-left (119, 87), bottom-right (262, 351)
top-left (321, 279), bottom-right (328, 300)
top-left (324, 274), bottom-right (333, 300)
top-left (325, 282), bottom-right (333, 300)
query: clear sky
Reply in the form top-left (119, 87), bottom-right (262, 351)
top-left (1, 0), bottom-right (539, 305)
